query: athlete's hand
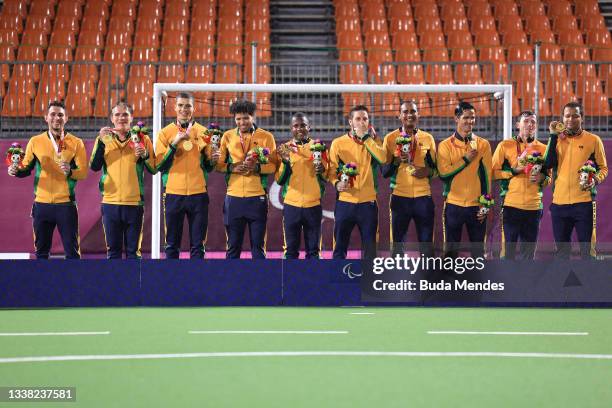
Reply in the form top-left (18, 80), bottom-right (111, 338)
top-left (411, 167), bottom-right (430, 179)
top-left (464, 149), bottom-right (478, 162)
top-left (59, 161), bottom-right (71, 176)
top-left (211, 148), bottom-right (221, 164)
top-left (7, 164), bottom-right (17, 176)
top-left (134, 145), bottom-right (147, 159)
top-left (314, 162), bottom-right (325, 174)
top-left (336, 180), bottom-right (348, 192)
top-left (171, 131), bottom-right (189, 147)
top-left (529, 172), bottom-right (545, 184)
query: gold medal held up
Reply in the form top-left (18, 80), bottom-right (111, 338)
top-left (469, 140), bottom-right (477, 150)
top-left (554, 122), bottom-right (566, 133)
top-left (183, 140), bottom-right (193, 151)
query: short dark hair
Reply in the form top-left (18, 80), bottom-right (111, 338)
top-left (292, 112), bottom-right (309, 123)
top-left (349, 104), bottom-right (369, 119)
top-left (399, 100), bottom-right (418, 112)
top-left (176, 92), bottom-right (194, 103)
top-left (48, 100), bottom-right (66, 110)
top-left (517, 110), bottom-right (536, 120)
top-left (230, 99), bottom-right (257, 115)
top-left (111, 101), bottom-right (134, 115)
top-left (454, 101), bottom-right (475, 118)
top-left (563, 101), bottom-right (583, 116)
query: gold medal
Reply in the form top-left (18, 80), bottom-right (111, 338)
top-left (102, 134), bottom-right (114, 144)
top-left (406, 164), bottom-right (416, 175)
top-left (183, 140), bottom-right (193, 151)
top-left (470, 140), bottom-right (477, 150)
top-left (554, 122), bottom-right (566, 133)
top-left (54, 152), bottom-right (63, 165)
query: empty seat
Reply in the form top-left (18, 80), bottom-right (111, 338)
top-left (419, 30), bottom-right (446, 49)
top-left (470, 15), bottom-right (496, 31)
top-left (528, 29), bottom-right (555, 44)
top-left (585, 29), bottom-right (612, 46)
top-left (552, 16), bottom-right (577, 32)
top-left (446, 29), bottom-right (473, 49)
top-left (524, 15), bottom-right (551, 33)
top-left (547, 1), bottom-right (572, 18)
top-left (443, 17), bottom-right (469, 32)
top-left (473, 29), bottom-right (500, 46)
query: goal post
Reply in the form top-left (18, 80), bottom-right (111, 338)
top-left (151, 83), bottom-right (514, 259)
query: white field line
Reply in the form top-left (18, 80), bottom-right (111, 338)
top-left (188, 331), bottom-right (349, 335)
top-left (0, 331), bottom-right (110, 337)
top-left (350, 312), bottom-right (375, 315)
top-left (427, 331), bottom-right (589, 336)
top-left (1, 351), bottom-right (612, 364)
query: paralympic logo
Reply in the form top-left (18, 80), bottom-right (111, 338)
top-left (342, 263), bottom-right (362, 279)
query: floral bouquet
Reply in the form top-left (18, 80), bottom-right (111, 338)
top-left (309, 139), bottom-right (328, 165)
top-left (477, 193), bottom-right (495, 218)
top-left (129, 121), bottom-right (149, 150)
top-left (203, 122), bottom-right (223, 150)
top-left (248, 145), bottom-right (270, 164)
top-left (579, 160), bottom-right (597, 189)
top-left (520, 151), bottom-right (544, 176)
top-left (339, 162), bottom-right (358, 188)
top-left (5, 142), bottom-right (24, 168)
top-left (394, 134), bottom-right (412, 158)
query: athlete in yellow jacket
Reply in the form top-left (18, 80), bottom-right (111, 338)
top-left (492, 110), bottom-right (550, 259)
top-left (8, 101), bottom-right (87, 259)
top-left (328, 105), bottom-right (387, 259)
top-left (437, 102), bottom-right (492, 257)
top-left (275, 113), bottom-right (328, 259)
top-left (213, 100), bottom-right (277, 259)
top-left (90, 102), bottom-right (156, 259)
top-left (155, 92), bottom-right (214, 259)
top-left (382, 101), bottom-right (437, 256)
top-left (543, 101), bottom-right (608, 259)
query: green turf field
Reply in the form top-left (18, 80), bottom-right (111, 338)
top-left (0, 307), bottom-right (611, 407)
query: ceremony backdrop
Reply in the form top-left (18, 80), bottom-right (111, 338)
top-left (2, 139), bottom-right (611, 256)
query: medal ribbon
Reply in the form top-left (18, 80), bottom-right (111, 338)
top-left (49, 130), bottom-right (65, 153)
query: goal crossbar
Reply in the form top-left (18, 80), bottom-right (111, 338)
top-left (151, 83), bottom-right (514, 259)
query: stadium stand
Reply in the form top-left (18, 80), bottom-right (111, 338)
top-left (0, 0), bottom-right (609, 125)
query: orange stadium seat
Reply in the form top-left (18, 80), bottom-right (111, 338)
top-left (524, 15), bottom-right (551, 34)
top-left (186, 63), bottom-right (213, 84)
top-left (579, 15), bottom-right (605, 31)
top-left (592, 48), bottom-right (612, 86)
top-left (419, 31), bottom-right (446, 49)
top-left (547, 79), bottom-right (575, 111)
top-left (193, 1), bottom-right (216, 18)
top-left (473, 29), bottom-right (500, 46)
top-left (529, 29), bottom-right (555, 44)
top-left (563, 45), bottom-right (590, 62)
top-left (364, 31), bottom-right (390, 49)
top-left (552, 16), bottom-right (578, 32)
top-left (138, 5), bottom-right (162, 18)
top-left (57, 1), bottom-right (83, 19)
top-left (443, 17), bottom-right (469, 32)
top-left (498, 15), bottom-right (523, 35)
top-left (547, 1), bottom-right (572, 18)
top-left (366, 49), bottom-right (393, 70)
top-left (451, 46), bottom-right (477, 62)
top-left (134, 32), bottom-right (160, 48)
top-left (519, 1), bottom-right (545, 16)
top-left (2, 90), bottom-right (32, 116)
top-left (392, 31), bottom-right (418, 48)
top-left (244, 45), bottom-right (271, 63)
top-left (502, 29), bottom-right (528, 46)
top-left (83, 2), bottom-right (109, 19)
top-left (65, 85), bottom-right (93, 117)
top-left (395, 48), bottom-right (420, 62)
top-left (416, 17), bottom-right (442, 35)
top-left (0, 45), bottom-right (14, 84)
top-left (46, 45), bottom-right (73, 62)
top-left (543, 65), bottom-right (568, 95)
top-left (430, 94), bottom-right (458, 117)
top-left (574, 0), bottom-right (600, 17)
top-left (161, 48), bottom-right (187, 63)
top-left (362, 18), bottom-right (387, 34)
top-left (162, 30), bottom-right (188, 47)
top-left (213, 64), bottom-right (241, 117)
top-left (466, 2), bottom-right (492, 20)
top-left (158, 64), bottom-right (185, 83)
top-left (111, 3), bottom-right (136, 18)
top-left (579, 79), bottom-right (610, 116)
top-left (337, 17), bottom-right (360, 33)
top-left (585, 29), bottom-right (612, 46)
top-left (414, 3), bottom-right (439, 19)
top-left (21, 30), bottom-right (47, 48)
top-left (455, 63), bottom-right (483, 85)
top-left (191, 18), bottom-right (216, 33)
top-left (217, 46), bottom-right (242, 64)
top-left (572, 64), bottom-right (598, 89)
top-left (493, 2), bottom-right (518, 18)
top-left (79, 30), bottom-right (105, 47)
top-left (50, 29), bottom-right (77, 48)
top-left (93, 86), bottom-right (123, 117)
top-left (0, 14), bottom-right (23, 33)
top-left (1, 0), bottom-right (27, 17)
top-left (29, 1), bottom-right (55, 19)
top-left (360, 5), bottom-right (386, 20)
top-left (25, 15), bottom-right (52, 34)
top-left (106, 31), bottom-right (132, 47)
top-left (189, 47), bottom-right (214, 62)
top-left (165, 18), bottom-right (189, 33)
top-left (446, 29), bottom-right (473, 49)
top-left (190, 32), bottom-right (215, 48)
top-left (388, 18), bottom-right (415, 38)
top-left (81, 16), bottom-right (107, 35)
top-left (470, 15), bottom-right (496, 32)
top-left (16, 45), bottom-right (44, 81)
top-left (440, 3), bottom-right (466, 21)
top-left (387, 2), bottom-right (412, 18)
